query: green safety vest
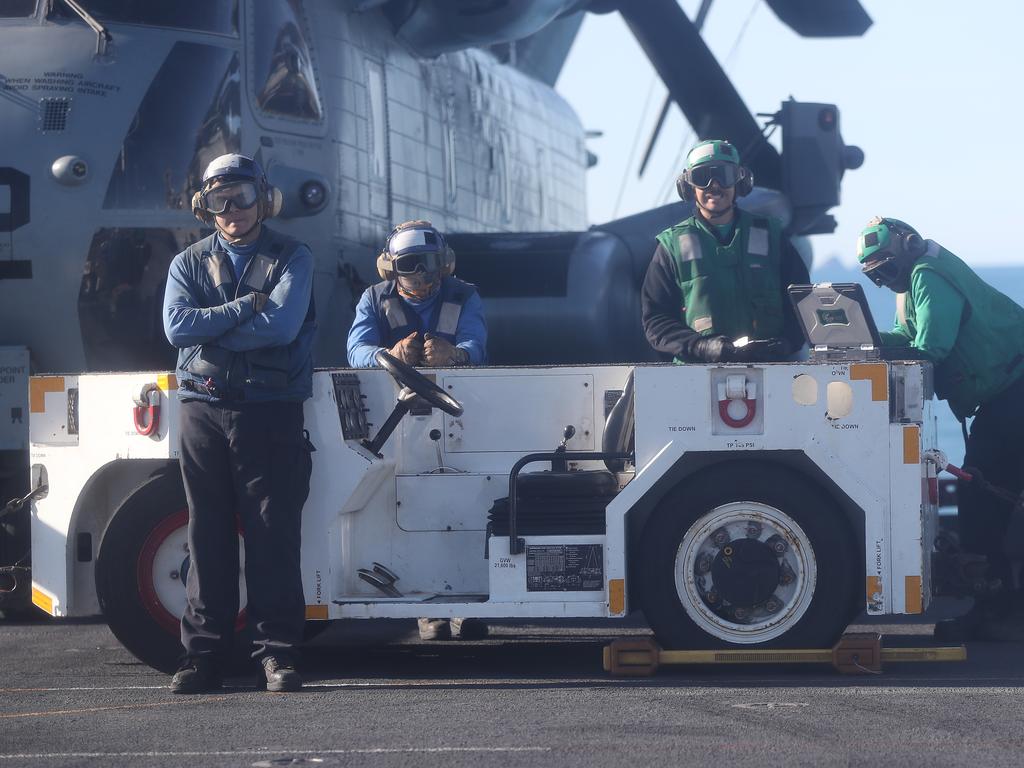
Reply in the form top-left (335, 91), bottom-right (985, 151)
top-left (656, 210), bottom-right (785, 355)
top-left (895, 241), bottom-right (1024, 418)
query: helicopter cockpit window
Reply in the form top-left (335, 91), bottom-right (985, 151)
top-left (251, 0), bottom-right (323, 121)
top-left (1, 0), bottom-right (37, 17)
top-left (49, 0), bottom-right (238, 35)
top-left (103, 42), bottom-right (240, 210)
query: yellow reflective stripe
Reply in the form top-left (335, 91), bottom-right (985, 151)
top-left (31, 586), bottom-right (55, 616)
top-left (903, 425), bottom-right (920, 464)
top-left (608, 579), bottom-right (625, 615)
top-left (29, 377), bottom-right (65, 414)
top-left (905, 575), bottom-right (923, 614)
top-left (850, 363), bottom-right (888, 401)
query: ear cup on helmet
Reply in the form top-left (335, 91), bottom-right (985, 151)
top-left (676, 170), bottom-right (694, 202)
top-left (191, 191), bottom-right (212, 224)
top-left (442, 246), bottom-right (456, 276)
top-left (735, 167), bottom-right (754, 197)
top-left (904, 232), bottom-right (923, 256)
top-left (265, 185), bottom-right (283, 219)
top-left (376, 251), bottom-right (394, 281)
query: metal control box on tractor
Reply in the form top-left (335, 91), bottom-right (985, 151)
top-left (27, 352), bottom-right (937, 672)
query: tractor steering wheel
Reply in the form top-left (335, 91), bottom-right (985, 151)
top-left (374, 350), bottom-right (464, 416)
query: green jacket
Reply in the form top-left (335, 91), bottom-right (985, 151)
top-left (882, 240), bottom-right (1024, 418)
top-left (655, 209), bottom-right (785, 346)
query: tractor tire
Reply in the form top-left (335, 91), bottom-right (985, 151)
top-left (95, 472), bottom-right (249, 674)
top-left (639, 461), bottom-right (859, 649)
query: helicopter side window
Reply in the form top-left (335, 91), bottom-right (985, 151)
top-left (1, 0), bottom-right (37, 18)
top-left (49, 0), bottom-right (238, 35)
top-left (103, 43), bottom-right (241, 211)
top-left (251, 0), bottom-right (323, 121)
top-left (77, 227), bottom-right (199, 372)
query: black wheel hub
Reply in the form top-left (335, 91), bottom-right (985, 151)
top-left (710, 538), bottom-right (781, 608)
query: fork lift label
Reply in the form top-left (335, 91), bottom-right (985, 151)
top-left (526, 544), bottom-right (603, 592)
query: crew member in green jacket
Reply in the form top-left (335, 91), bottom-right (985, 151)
top-left (858, 216), bottom-right (1024, 639)
top-left (642, 139), bottom-right (809, 363)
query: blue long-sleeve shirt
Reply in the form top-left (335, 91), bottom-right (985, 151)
top-left (347, 282), bottom-right (488, 368)
top-left (163, 231), bottom-right (314, 352)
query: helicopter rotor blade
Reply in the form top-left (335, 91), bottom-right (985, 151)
top-left (763, 0), bottom-right (871, 37)
top-left (636, 0), bottom-right (713, 179)
top-left (618, 0), bottom-right (781, 189)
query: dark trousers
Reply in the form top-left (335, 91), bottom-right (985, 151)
top-left (958, 375), bottom-right (1024, 586)
top-left (178, 398), bottom-right (311, 661)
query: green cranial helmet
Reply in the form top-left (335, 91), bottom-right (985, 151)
top-left (678, 139), bottom-right (751, 202)
top-left (686, 139), bottom-right (741, 170)
top-left (857, 216), bottom-right (925, 291)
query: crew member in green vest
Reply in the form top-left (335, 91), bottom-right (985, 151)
top-left (859, 216), bottom-right (1024, 640)
top-left (642, 139), bottom-right (809, 363)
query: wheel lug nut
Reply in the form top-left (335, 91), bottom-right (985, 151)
top-left (706, 589), bottom-right (721, 605)
top-left (765, 597), bottom-right (782, 613)
top-left (697, 554), bottom-right (713, 574)
top-left (711, 528), bottom-right (729, 547)
top-left (780, 566), bottom-right (795, 585)
top-left (733, 606), bottom-right (749, 621)
top-left (768, 535), bottom-right (788, 555)
top-left (746, 522), bottom-right (762, 538)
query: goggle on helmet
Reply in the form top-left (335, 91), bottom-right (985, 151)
top-left (676, 139), bottom-right (753, 201)
top-left (191, 153), bottom-right (282, 223)
top-left (376, 221), bottom-right (455, 281)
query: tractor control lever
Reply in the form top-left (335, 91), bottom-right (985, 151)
top-left (429, 428), bottom-right (445, 473)
top-left (552, 424), bottom-right (576, 472)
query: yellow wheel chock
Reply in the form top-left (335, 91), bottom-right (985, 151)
top-left (603, 633), bottom-right (967, 677)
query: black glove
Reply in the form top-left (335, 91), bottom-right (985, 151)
top-left (692, 335), bottom-right (735, 363)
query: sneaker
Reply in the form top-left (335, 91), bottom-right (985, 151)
top-left (170, 657), bottom-right (222, 695)
top-left (262, 655), bottom-right (302, 692)
top-left (450, 617), bottom-right (489, 640)
top-left (417, 618), bottom-right (452, 641)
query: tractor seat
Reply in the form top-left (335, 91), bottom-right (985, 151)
top-left (516, 467), bottom-right (619, 499)
top-left (511, 369), bottom-right (635, 501)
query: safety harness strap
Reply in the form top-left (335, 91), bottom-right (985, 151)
top-left (436, 300), bottom-right (463, 336)
top-left (382, 296), bottom-right (412, 331)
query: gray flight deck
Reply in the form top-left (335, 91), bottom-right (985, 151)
top-left (1, 604), bottom-right (1021, 768)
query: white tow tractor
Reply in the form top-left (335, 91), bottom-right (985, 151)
top-left (27, 288), bottom-right (940, 673)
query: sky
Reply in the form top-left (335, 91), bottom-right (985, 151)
top-left (556, 1), bottom-right (1024, 268)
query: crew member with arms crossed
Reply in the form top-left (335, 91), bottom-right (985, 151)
top-left (858, 216), bottom-right (1024, 640)
top-left (642, 139), bottom-right (809, 363)
top-left (163, 154), bottom-right (315, 692)
top-left (347, 220), bottom-right (487, 641)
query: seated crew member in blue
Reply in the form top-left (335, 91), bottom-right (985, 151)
top-left (347, 220), bottom-right (487, 369)
top-left (347, 220), bottom-right (488, 641)
top-left (163, 153), bottom-right (315, 693)
top-left (642, 139), bottom-right (809, 363)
